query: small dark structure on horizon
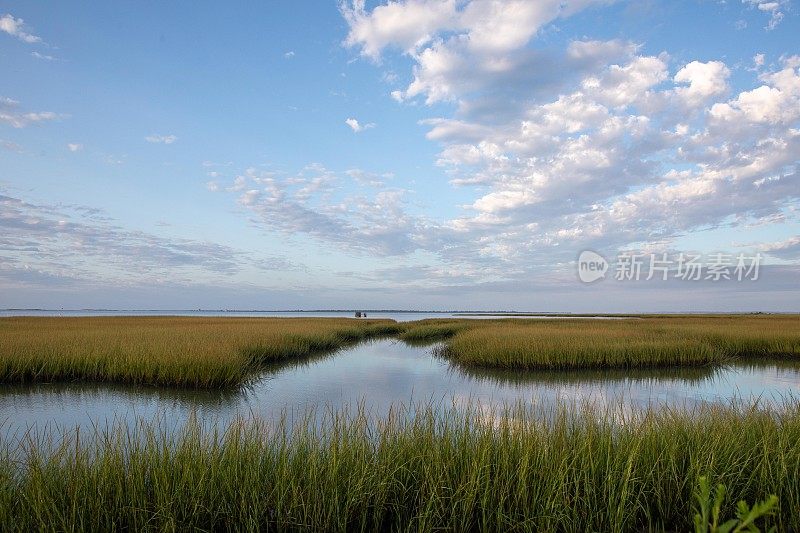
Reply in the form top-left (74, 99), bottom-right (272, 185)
top-left (355, 311), bottom-right (367, 318)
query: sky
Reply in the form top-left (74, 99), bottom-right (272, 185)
top-left (1, 0), bottom-right (799, 312)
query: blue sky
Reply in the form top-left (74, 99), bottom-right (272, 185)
top-left (1, 1), bottom-right (799, 311)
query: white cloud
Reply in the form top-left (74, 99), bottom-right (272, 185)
top-left (0, 189), bottom-right (311, 298)
top-left (228, 175), bottom-right (248, 192)
top-left (341, 0), bottom-right (459, 60)
top-left (0, 191), bottom-right (251, 281)
top-left (743, 0), bottom-right (787, 29)
top-left (145, 134), bottom-right (178, 144)
top-left (342, 0), bottom-right (611, 61)
top-left (31, 51), bottom-right (55, 61)
top-left (345, 117), bottom-right (375, 132)
top-left (343, 0), bottom-right (612, 105)
top-left (672, 60), bottom-right (730, 108)
top-left (67, 143), bottom-right (83, 152)
top-left (160, 2), bottom-right (790, 289)
top-left (710, 59), bottom-right (800, 125)
top-left (582, 55), bottom-right (669, 108)
top-left (0, 96), bottom-right (61, 128)
top-left (1, 139), bottom-right (23, 152)
top-left (210, 164), bottom-right (426, 256)
top-left (761, 236), bottom-right (800, 259)
top-left (284, 50), bottom-right (295, 58)
top-left (0, 13), bottom-right (42, 44)
top-left (339, 2), bottom-right (800, 277)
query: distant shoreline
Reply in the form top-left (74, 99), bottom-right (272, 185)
top-left (0, 309), bottom-right (792, 315)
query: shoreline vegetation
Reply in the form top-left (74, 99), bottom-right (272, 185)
top-left (0, 317), bottom-right (403, 388)
top-left (0, 315), bottom-right (798, 388)
top-left (0, 402), bottom-right (795, 531)
top-left (1, 316), bottom-right (799, 530)
top-left (436, 316), bottom-right (800, 371)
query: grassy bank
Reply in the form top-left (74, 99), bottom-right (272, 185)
top-left (0, 317), bottom-right (401, 388)
top-left (1, 315), bottom-right (799, 388)
top-left (419, 315), bottom-right (800, 370)
top-left (398, 319), bottom-right (471, 343)
top-left (0, 402), bottom-right (797, 531)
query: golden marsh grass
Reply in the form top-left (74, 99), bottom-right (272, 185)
top-left (1, 315), bottom-right (798, 388)
top-left (0, 317), bottom-right (401, 388)
top-left (416, 315), bottom-right (800, 370)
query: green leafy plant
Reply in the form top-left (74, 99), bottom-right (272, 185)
top-left (694, 476), bottom-right (778, 533)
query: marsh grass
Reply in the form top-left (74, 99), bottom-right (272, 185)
top-left (0, 401), bottom-right (798, 532)
top-left (432, 316), bottom-right (800, 371)
top-left (0, 317), bottom-right (401, 388)
top-left (398, 319), bottom-right (470, 344)
top-left (1, 315), bottom-right (799, 388)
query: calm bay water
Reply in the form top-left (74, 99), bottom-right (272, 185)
top-left (0, 310), bottom-right (628, 321)
top-left (1, 339), bottom-right (798, 440)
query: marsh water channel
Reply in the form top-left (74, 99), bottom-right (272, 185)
top-left (1, 338), bottom-right (799, 442)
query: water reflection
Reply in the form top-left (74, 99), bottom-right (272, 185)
top-left (447, 361), bottom-right (717, 388)
top-left (1, 339), bottom-right (798, 441)
top-left (0, 381), bottom-right (245, 408)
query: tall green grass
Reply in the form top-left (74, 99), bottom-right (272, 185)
top-left (0, 317), bottom-right (401, 388)
top-left (0, 401), bottom-right (798, 531)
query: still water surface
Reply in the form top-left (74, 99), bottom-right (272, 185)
top-left (1, 339), bottom-right (798, 439)
top-left (0, 310), bottom-right (628, 321)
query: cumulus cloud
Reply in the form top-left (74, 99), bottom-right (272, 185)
top-left (672, 60), bottom-right (731, 108)
top-left (145, 134), bottom-right (178, 144)
top-left (342, 0), bottom-right (612, 61)
top-left (582, 54), bottom-right (669, 108)
top-left (0, 13), bottom-right (42, 44)
top-left (195, 2), bottom-right (800, 293)
top-left (0, 97), bottom-right (61, 128)
top-left (67, 143), bottom-right (83, 152)
top-left (341, 0), bottom-right (459, 60)
top-left (710, 61), bottom-right (800, 125)
top-left (337, 2), bottom-right (800, 282)
top-left (432, 55), bottom-right (800, 261)
top-left (345, 117), bottom-right (375, 132)
top-left (343, 0), bottom-right (613, 106)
